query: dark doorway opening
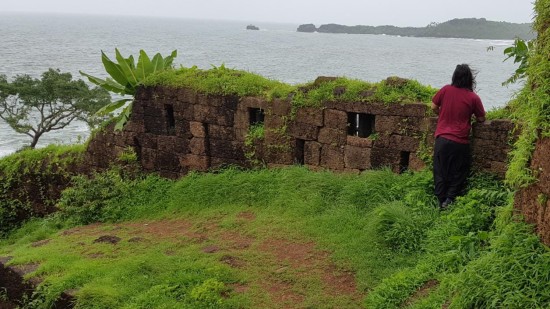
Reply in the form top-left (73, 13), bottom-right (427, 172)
top-left (295, 139), bottom-right (305, 165)
top-left (399, 151), bottom-right (410, 174)
top-left (165, 104), bottom-right (175, 135)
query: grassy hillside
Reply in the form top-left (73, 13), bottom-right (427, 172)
top-left (0, 163), bottom-right (549, 308)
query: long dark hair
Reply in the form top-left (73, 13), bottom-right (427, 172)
top-left (451, 64), bottom-right (476, 91)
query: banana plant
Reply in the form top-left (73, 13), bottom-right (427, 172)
top-left (81, 48), bottom-right (177, 130)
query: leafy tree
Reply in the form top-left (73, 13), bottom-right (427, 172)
top-left (0, 69), bottom-right (111, 148)
top-left (80, 49), bottom-right (177, 130)
top-left (502, 38), bottom-right (533, 85)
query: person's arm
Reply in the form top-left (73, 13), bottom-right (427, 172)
top-left (431, 102), bottom-right (440, 115)
top-left (431, 86), bottom-right (445, 116)
top-left (473, 96), bottom-right (486, 123)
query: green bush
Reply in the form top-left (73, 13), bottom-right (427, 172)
top-left (0, 199), bottom-right (30, 237)
top-left (57, 170), bottom-right (130, 225)
top-left (56, 168), bottom-right (172, 226)
top-left (372, 202), bottom-right (428, 253)
top-left (365, 174), bottom-right (511, 307)
top-left (449, 217), bottom-right (550, 308)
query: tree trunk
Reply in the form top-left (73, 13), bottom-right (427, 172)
top-left (29, 133), bottom-right (41, 149)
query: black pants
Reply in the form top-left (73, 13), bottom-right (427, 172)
top-left (433, 137), bottom-right (471, 204)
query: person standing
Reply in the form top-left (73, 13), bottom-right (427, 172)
top-left (431, 64), bottom-right (486, 209)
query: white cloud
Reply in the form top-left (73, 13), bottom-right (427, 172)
top-left (0, 0), bottom-right (534, 26)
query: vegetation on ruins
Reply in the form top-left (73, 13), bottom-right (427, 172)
top-left (143, 65), bottom-right (437, 108)
top-left (0, 69), bottom-right (111, 149)
top-left (502, 0), bottom-right (549, 188)
top-left (243, 123), bottom-right (265, 167)
top-left (80, 49), bottom-right (177, 130)
top-left (0, 144), bottom-right (85, 236)
top-left (143, 63), bottom-right (294, 100)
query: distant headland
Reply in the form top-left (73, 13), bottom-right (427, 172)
top-left (297, 18), bottom-right (534, 40)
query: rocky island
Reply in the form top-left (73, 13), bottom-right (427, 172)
top-left (246, 24), bottom-right (260, 30)
top-left (298, 18), bottom-right (535, 40)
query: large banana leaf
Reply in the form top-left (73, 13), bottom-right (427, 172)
top-left (79, 72), bottom-right (126, 94)
top-left (101, 51), bottom-right (129, 88)
top-left (151, 53), bottom-right (165, 72)
top-left (115, 104), bottom-right (133, 131)
top-left (95, 98), bottom-right (132, 116)
top-left (136, 50), bottom-right (153, 81)
top-left (127, 55), bottom-right (136, 70)
top-left (115, 48), bottom-right (138, 87)
top-left (164, 50), bottom-right (178, 67)
top-left (81, 48), bottom-right (177, 131)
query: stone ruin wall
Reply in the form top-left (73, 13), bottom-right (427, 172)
top-left (514, 136), bottom-right (550, 245)
top-left (85, 85), bottom-right (515, 179)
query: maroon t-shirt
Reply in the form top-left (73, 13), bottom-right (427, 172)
top-left (432, 85), bottom-right (486, 144)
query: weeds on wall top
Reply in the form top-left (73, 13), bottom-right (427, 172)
top-left (143, 65), bottom-right (437, 108)
top-left (144, 64), bottom-right (294, 99)
top-left (0, 144), bottom-right (85, 181)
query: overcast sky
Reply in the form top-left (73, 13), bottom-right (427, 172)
top-left (0, 0), bottom-right (534, 26)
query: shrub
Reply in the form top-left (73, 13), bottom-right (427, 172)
top-left (372, 202), bottom-right (428, 253)
top-left (57, 169), bottom-right (131, 225)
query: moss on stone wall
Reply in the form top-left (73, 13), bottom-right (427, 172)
top-left (143, 65), bottom-right (437, 108)
top-left (143, 64), bottom-right (294, 100)
top-left (0, 145), bottom-right (86, 235)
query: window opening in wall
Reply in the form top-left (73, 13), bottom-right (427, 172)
top-left (294, 139), bottom-right (305, 165)
top-left (165, 104), bottom-right (175, 135)
top-left (347, 113), bottom-right (375, 138)
top-left (249, 108), bottom-right (265, 125)
top-left (399, 151), bottom-right (410, 174)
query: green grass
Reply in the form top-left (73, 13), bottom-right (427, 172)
top-left (2, 166), bottom-right (547, 308)
top-left (143, 64), bottom-right (294, 100)
top-left (143, 65), bottom-right (437, 109)
top-left (485, 105), bottom-right (513, 120)
top-left (0, 167), bottom-right (436, 308)
top-left (0, 144), bottom-right (85, 178)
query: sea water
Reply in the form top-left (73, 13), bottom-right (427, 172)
top-left (0, 13), bottom-right (522, 157)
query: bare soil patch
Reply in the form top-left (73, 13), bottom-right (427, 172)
top-left (54, 214), bottom-right (363, 308)
top-left (93, 235), bottom-right (121, 244)
top-left (259, 238), bottom-right (361, 302)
